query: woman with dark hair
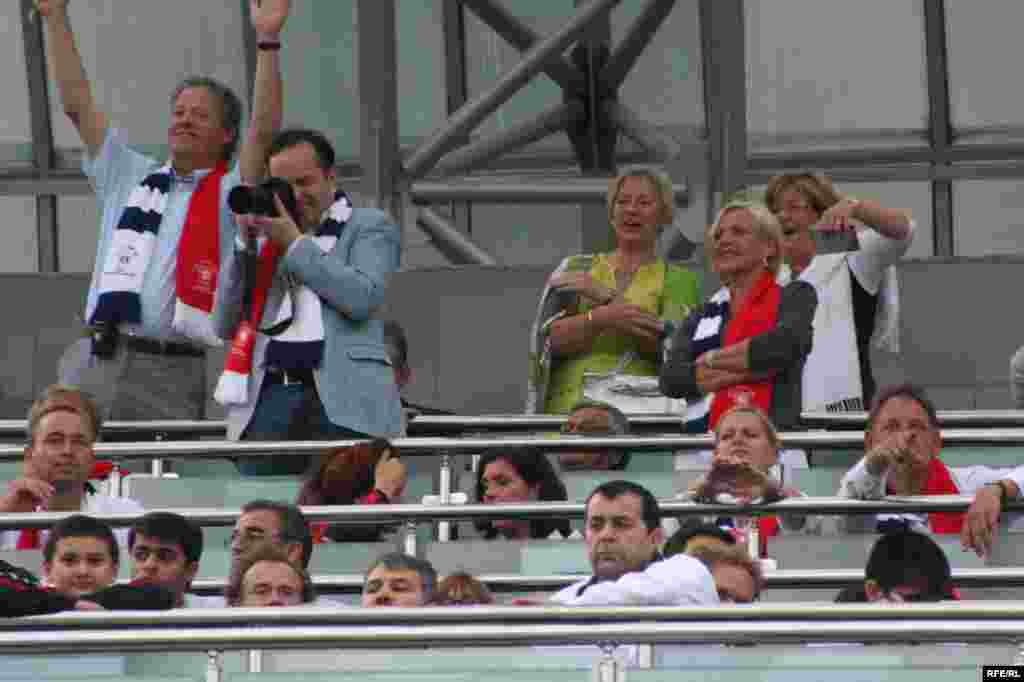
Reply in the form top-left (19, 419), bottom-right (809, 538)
top-left (475, 447), bottom-right (571, 540)
top-left (296, 439), bottom-right (406, 543)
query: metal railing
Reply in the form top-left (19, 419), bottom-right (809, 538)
top-left (801, 409), bottom-right (1024, 429)
top-left (3, 410), bottom-right (1022, 440)
top-left (4, 429), bottom-right (1024, 463)
top-left (0, 495), bottom-right (1020, 529)
top-left (185, 567), bottom-right (1024, 596)
top-left (5, 604), bottom-right (1024, 651)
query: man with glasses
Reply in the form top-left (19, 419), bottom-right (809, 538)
top-left (0, 385), bottom-right (143, 550)
top-left (203, 499), bottom-right (338, 607)
top-left (228, 500), bottom-right (312, 575)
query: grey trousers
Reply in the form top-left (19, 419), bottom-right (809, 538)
top-left (57, 337), bottom-right (207, 421)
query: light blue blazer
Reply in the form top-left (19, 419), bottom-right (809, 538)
top-left (214, 207), bottom-right (403, 440)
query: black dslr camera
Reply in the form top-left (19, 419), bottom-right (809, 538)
top-left (227, 177), bottom-right (300, 223)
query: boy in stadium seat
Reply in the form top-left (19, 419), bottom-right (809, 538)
top-left (226, 547), bottom-right (315, 607)
top-left (0, 385), bottom-right (143, 550)
top-left (361, 552), bottom-right (437, 608)
top-left (836, 383), bottom-right (1024, 557)
top-left (42, 514), bottom-right (173, 610)
top-left (129, 512), bottom-right (213, 608)
top-left (550, 480), bottom-right (718, 606)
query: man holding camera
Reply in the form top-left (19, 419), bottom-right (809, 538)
top-left (213, 127), bottom-right (402, 475)
top-left (39, 0), bottom-right (288, 421)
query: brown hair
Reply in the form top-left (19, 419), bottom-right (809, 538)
top-left (26, 384), bottom-right (101, 446)
top-left (225, 545), bottom-right (315, 606)
top-left (687, 542), bottom-right (764, 600)
top-left (296, 439), bottom-right (392, 506)
top-left (433, 572), bottom-right (495, 606)
top-left (764, 173), bottom-right (842, 217)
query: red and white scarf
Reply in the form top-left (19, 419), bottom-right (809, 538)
top-left (707, 270), bottom-right (782, 428)
top-left (215, 193), bottom-right (352, 406)
top-left (89, 162), bottom-right (228, 346)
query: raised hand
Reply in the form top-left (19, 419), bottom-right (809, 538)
top-left (373, 448), bottom-right (407, 501)
top-left (250, 0), bottom-right (291, 38)
top-left (817, 197), bottom-right (862, 233)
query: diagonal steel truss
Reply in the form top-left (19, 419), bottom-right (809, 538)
top-left (398, 0), bottom-right (685, 264)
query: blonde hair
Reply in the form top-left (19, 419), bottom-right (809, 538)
top-left (705, 200), bottom-right (783, 274)
top-left (606, 166), bottom-right (675, 227)
top-left (26, 385), bottom-right (101, 446)
top-left (764, 173), bottom-right (842, 216)
top-left (713, 405), bottom-right (781, 452)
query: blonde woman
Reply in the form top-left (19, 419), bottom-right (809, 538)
top-left (526, 168), bottom-right (701, 414)
top-left (659, 200), bottom-right (817, 431)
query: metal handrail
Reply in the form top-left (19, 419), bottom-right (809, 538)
top-left (0, 495), bottom-right (1020, 529)
top-left (2, 428), bottom-right (1024, 462)
top-left (2, 411), bottom-right (1022, 440)
top-left (185, 568), bottom-right (1024, 595)
top-left (4, 605), bottom-right (1024, 651)
top-left (802, 410), bottom-right (1024, 429)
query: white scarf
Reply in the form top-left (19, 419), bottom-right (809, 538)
top-left (778, 253), bottom-right (900, 412)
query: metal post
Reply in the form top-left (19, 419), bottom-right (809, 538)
top-left (923, 0), bottom-right (954, 257)
top-left (108, 465), bottom-right (123, 499)
top-left (246, 649), bottom-right (263, 673)
top-left (403, 521), bottom-right (418, 557)
top-left (356, 0), bottom-right (402, 220)
top-left (21, 0), bottom-right (59, 272)
top-left (205, 650), bottom-right (223, 682)
top-left (438, 453), bottom-right (452, 542)
top-left (404, 0), bottom-right (622, 178)
top-left (417, 208), bottom-right (499, 265)
top-left (460, 0), bottom-right (581, 89)
top-left (602, 0), bottom-right (677, 90)
top-left (604, 101), bottom-right (681, 162)
top-left (435, 101), bottom-right (582, 177)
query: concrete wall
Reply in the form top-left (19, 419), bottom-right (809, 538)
top-left (1, 258), bottom-right (1021, 419)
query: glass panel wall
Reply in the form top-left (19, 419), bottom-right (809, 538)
top-left (50, 1), bottom-right (247, 164)
top-left (745, 0), bottom-right (929, 154)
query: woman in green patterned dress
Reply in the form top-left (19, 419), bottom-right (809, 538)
top-left (526, 168), bottom-right (701, 414)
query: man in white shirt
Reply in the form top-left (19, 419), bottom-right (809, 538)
top-left (550, 480), bottom-right (718, 607)
top-left (837, 383), bottom-right (1024, 557)
top-left (0, 385), bottom-right (143, 550)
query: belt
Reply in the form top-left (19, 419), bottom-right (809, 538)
top-left (82, 327), bottom-right (204, 358)
top-left (264, 367), bottom-right (316, 387)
